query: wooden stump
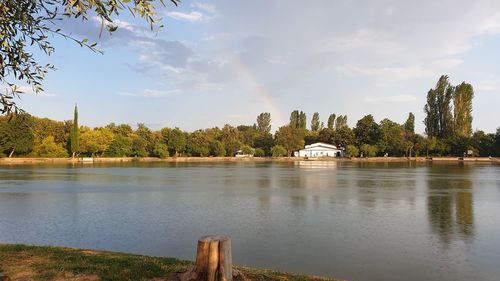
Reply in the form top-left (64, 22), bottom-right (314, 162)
top-left (182, 235), bottom-right (232, 281)
top-left (0, 273), bottom-right (11, 281)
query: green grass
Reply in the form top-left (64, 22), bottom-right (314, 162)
top-left (0, 244), bottom-right (339, 281)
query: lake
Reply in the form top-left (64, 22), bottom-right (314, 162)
top-left (0, 161), bottom-right (499, 281)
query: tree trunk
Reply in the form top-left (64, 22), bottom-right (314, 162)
top-left (8, 148), bottom-right (14, 158)
top-left (182, 236), bottom-right (232, 281)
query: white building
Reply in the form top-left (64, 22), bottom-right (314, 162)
top-left (294, 142), bottom-right (343, 158)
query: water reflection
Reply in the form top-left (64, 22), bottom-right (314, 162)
top-left (427, 164), bottom-right (474, 243)
top-left (1, 162), bottom-right (498, 281)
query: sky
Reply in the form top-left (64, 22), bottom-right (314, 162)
top-left (16, 0), bottom-right (500, 133)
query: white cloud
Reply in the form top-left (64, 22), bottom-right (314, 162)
top-left (118, 89), bottom-right (179, 97)
top-left (5, 85), bottom-right (56, 97)
top-left (475, 80), bottom-right (500, 92)
top-left (477, 12), bottom-right (500, 34)
top-left (191, 2), bottom-right (217, 14)
top-left (167, 11), bottom-right (204, 22)
top-left (364, 95), bottom-right (418, 104)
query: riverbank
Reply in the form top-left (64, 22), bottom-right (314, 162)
top-left (0, 156), bottom-right (498, 165)
top-left (0, 244), bottom-right (337, 281)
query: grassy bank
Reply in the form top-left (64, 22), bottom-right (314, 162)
top-left (0, 156), bottom-right (499, 165)
top-left (0, 244), bottom-right (338, 281)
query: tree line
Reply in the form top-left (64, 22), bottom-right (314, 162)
top-left (1, 75), bottom-right (499, 158)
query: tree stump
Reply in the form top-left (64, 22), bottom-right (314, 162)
top-left (181, 235), bottom-right (232, 281)
top-left (0, 273), bottom-right (11, 281)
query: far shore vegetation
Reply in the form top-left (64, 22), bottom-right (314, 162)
top-left (1, 75), bottom-right (499, 159)
top-left (0, 244), bottom-right (336, 281)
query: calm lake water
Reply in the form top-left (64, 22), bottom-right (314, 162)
top-left (1, 161), bottom-right (499, 281)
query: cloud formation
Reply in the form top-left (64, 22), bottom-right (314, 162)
top-left (49, 0), bottom-right (500, 132)
top-left (167, 11), bottom-right (204, 22)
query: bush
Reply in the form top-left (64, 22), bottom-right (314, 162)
top-left (240, 145), bottom-right (255, 155)
top-left (153, 143), bottom-right (169, 158)
top-left (254, 148), bottom-right (265, 157)
top-left (360, 144), bottom-right (377, 157)
top-left (210, 141), bottom-right (226, 157)
top-left (32, 136), bottom-right (68, 158)
top-left (271, 145), bottom-right (287, 157)
top-left (346, 145), bottom-right (359, 157)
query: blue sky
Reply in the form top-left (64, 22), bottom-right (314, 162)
top-left (15, 0), bottom-right (500, 133)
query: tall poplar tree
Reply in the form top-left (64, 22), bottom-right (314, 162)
top-left (256, 112), bottom-right (271, 133)
top-left (424, 75), bottom-right (453, 138)
top-left (289, 110), bottom-right (300, 129)
top-left (404, 112), bottom-right (415, 134)
top-left (299, 111), bottom-right (307, 129)
top-left (327, 113), bottom-right (336, 129)
top-left (71, 105), bottom-right (79, 158)
top-left (311, 112), bottom-right (320, 131)
top-left (453, 82), bottom-right (474, 137)
top-left (335, 115), bottom-right (348, 130)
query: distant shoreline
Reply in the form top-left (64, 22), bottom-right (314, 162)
top-left (0, 156), bottom-right (498, 165)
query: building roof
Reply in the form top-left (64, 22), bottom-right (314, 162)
top-left (303, 142), bottom-right (338, 150)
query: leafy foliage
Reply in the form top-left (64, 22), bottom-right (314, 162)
top-left (353, 114), bottom-right (379, 145)
top-left (271, 145), bottom-right (287, 157)
top-left (345, 145), bottom-right (359, 157)
top-left (32, 136), bottom-right (68, 157)
top-left (70, 105), bottom-right (79, 157)
top-left (168, 127), bottom-right (186, 156)
top-left (0, 113), bottom-right (35, 157)
top-left (0, 0), bottom-right (180, 114)
top-left (275, 126), bottom-right (305, 156)
top-left (256, 112), bottom-right (271, 133)
top-left (327, 113), bottom-right (336, 130)
top-left (311, 112), bottom-right (320, 131)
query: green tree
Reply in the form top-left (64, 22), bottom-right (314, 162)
top-left (334, 115), bottom-right (348, 130)
top-left (318, 128), bottom-right (335, 144)
top-left (271, 145), bottom-right (288, 157)
top-left (360, 144), bottom-right (377, 157)
top-left (327, 114), bottom-right (336, 130)
top-left (209, 140), bottom-right (226, 157)
top-left (424, 75), bottom-right (454, 138)
top-left (79, 127), bottom-right (114, 156)
top-left (345, 145), bottom-right (359, 157)
top-left (0, 113), bottom-right (35, 157)
top-left (219, 124), bottom-right (241, 156)
top-left (0, 0), bottom-right (180, 114)
top-left (311, 112), bottom-right (320, 132)
top-left (256, 112), bottom-right (271, 133)
top-left (377, 119), bottom-right (404, 156)
top-left (254, 148), bottom-right (265, 157)
top-left (71, 105), bottom-right (79, 157)
top-left (254, 133), bottom-right (274, 156)
top-left (403, 112), bottom-right (415, 134)
top-left (289, 110), bottom-right (300, 129)
top-left (353, 114), bottom-right (379, 145)
top-left (136, 123), bottom-right (157, 155)
top-left (131, 136), bottom-right (148, 157)
top-left (275, 126), bottom-right (305, 156)
top-left (168, 128), bottom-right (186, 156)
top-left (495, 128), bottom-right (500, 156)
top-left (33, 117), bottom-right (67, 145)
top-left (106, 134), bottom-right (132, 157)
top-left (332, 126), bottom-right (355, 147)
top-left (240, 145), bottom-right (255, 155)
top-left (186, 130), bottom-right (210, 156)
top-left (304, 130), bottom-right (319, 145)
top-left (153, 143), bottom-right (169, 158)
top-left (299, 111), bottom-right (307, 129)
top-left (453, 82), bottom-right (474, 138)
top-left (470, 131), bottom-right (495, 156)
top-left (32, 136), bottom-right (68, 158)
